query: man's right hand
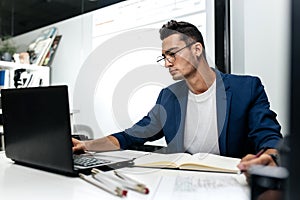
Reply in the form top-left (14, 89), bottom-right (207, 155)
top-left (72, 138), bottom-right (87, 153)
top-left (72, 136), bottom-right (120, 153)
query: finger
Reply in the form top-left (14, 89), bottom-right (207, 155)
top-left (72, 137), bottom-right (79, 143)
top-left (240, 154), bottom-right (256, 162)
top-left (73, 145), bottom-right (85, 153)
top-left (72, 146), bottom-right (77, 152)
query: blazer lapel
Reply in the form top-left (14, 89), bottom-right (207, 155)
top-left (216, 70), bottom-right (231, 155)
top-left (167, 81), bottom-right (188, 153)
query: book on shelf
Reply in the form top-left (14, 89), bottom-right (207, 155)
top-left (28, 27), bottom-right (58, 66)
top-left (0, 69), bottom-right (10, 89)
top-left (133, 152), bottom-right (241, 173)
top-left (42, 35), bottom-right (62, 66)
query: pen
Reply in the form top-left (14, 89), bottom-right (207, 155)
top-left (113, 170), bottom-right (150, 194)
top-left (255, 147), bottom-right (269, 158)
top-left (79, 173), bottom-right (127, 197)
top-left (91, 169), bottom-right (128, 197)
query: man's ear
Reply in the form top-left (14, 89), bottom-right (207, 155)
top-left (194, 42), bottom-right (203, 57)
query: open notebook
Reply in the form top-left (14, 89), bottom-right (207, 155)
top-left (133, 152), bottom-right (241, 173)
top-left (1, 85), bottom-right (133, 176)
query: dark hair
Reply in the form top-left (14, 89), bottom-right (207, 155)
top-left (159, 20), bottom-right (205, 49)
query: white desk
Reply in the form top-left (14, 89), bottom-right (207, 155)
top-left (0, 151), bottom-right (250, 200)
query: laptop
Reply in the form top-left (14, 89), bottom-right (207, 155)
top-left (1, 85), bottom-right (133, 177)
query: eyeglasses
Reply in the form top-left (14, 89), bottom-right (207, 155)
top-left (156, 42), bottom-right (196, 66)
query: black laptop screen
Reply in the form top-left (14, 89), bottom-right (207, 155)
top-left (1, 86), bottom-right (75, 175)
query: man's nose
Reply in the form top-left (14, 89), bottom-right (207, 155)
top-left (164, 59), bottom-right (173, 68)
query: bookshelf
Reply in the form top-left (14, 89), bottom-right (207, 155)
top-left (0, 60), bottom-right (50, 89)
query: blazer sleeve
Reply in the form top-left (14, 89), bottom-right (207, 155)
top-left (247, 77), bottom-right (282, 151)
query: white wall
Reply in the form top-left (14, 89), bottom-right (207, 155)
top-left (231, 0), bottom-right (290, 135)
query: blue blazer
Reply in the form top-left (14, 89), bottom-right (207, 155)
top-left (112, 69), bottom-right (282, 158)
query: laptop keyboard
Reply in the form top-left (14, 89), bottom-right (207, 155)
top-left (73, 155), bottom-right (111, 167)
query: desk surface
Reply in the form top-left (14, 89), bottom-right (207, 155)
top-left (0, 151), bottom-right (250, 200)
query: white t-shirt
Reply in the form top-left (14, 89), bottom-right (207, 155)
top-left (183, 80), bottom-right (220, 155)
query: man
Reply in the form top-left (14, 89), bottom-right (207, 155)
top-left (73, 20), bottom-right (282, 171)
